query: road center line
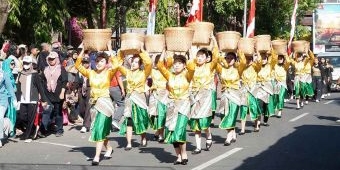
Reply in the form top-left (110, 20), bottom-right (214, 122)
top-left (34, 141), bottom-right (79, 148)
top-left (289, 113), bottom-right (309, 122)
top-left (191, 147), bottom-right (243, 170)
top-left (324, 100), bottom-right (334, 105)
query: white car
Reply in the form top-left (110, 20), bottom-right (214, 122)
top-left (317, 52), bottom-right (340, 91)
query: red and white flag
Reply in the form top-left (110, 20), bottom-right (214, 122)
top-left (147, 0), bottom-right (157, 35)
top-left (185, 0), bottom-right (203, 25)
top-left (246, 0), bottom-right (256, 38)
top-left (288, 0), bottom-right (299, 53)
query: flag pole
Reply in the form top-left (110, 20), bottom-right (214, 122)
top-left (243, 0), bottom-right (247, 38)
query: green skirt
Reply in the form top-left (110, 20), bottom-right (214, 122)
top-left (240, 93), bottom-right (260, 121)
top-left (188, 116), bottom-right (212, 131)
top-left (89, 112), bottom-right (112, 142)
top-left (164, 113), bottom-right (188, 144)
top-left (119, 102), bottom-right (150, 135)
top-left (258, 95), bottom-right (275, 117)
top-left (211, 90), bottom-right (217, 112)
top-left (151, 101), bottom-right (167, 130)
top-left (219, 101), bottom-right (239, 129)
top-left (295, 81), bottom-right (314, 98)
top-left (275, 87), bottom-right (287, 110)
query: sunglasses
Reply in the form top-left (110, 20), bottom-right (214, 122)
top-left (23, 62), bottom-right (31, 65)
top-left (10, 62), bottom-right (15, 65)
top-left (82, 61), bottom-right (89, 64)
top-left (48, 57), bottom-right (56, 61)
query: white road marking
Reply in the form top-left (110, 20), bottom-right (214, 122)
top-left (324, 100), bottom-right (334, 105)
top-left (191, 147), bottom-right (243, 170)
top-left (35, 141), bottom-right (78, 148)
top-left (289, 113), bottom-right (309, 122)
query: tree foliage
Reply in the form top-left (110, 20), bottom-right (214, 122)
top-left (0, 0), bottom-right (323, 44)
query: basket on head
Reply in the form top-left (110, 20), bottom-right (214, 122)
top-left (292, 40), bottom-right (306, 53)
top-left (255, 35), bottom-right (271, 53)
top-left (216, 31), bottom-right (241, 52)
top-left (144, 34), bottom-right (165, 53)
top-left (82, 29), bottom-right (112, 51)
top-left (272, 40), bottom-right (288, 55)
top-left (164, 27), bottom-right (195, 52)
top-left (304, 41), bottom-right (310, 52)
top-left (121, 33), bottom-right (145, 55)
top-left (187, 22), bottom-right (214, 45)
top-left (238, 38), bottom-right (255, 56)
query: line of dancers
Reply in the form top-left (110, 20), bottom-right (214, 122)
top-left (75, 38), bottom-right (315, 166)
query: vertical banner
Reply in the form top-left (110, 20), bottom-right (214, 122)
top-left (246, 0), bottom-right (256, 38)
top-left (147, 0), bottom-right (157, 35)
top-left (288, 0), bottom-right (299, 54)
top-left (185, 0), bottom-right (203, 25)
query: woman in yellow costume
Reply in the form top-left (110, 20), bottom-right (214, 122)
top-left (217, 51), bottom-right (243, 146)
top-left (239, 53), bottom-right (262, 134)
top-left (287, 50), bottom-right (314, 109)
top-left (189, 38), bottom-right (218, 154)
top-left (149, 54), bottom-right (168, 143)
top-left (114, 49), bottom-right (152, 150)
top-left (157, 53), bottom-right (195, 165)
top-left (254, 51), bottom-right (277, 126)
top-left (75, 45), bottom-right (116, 166)
top-left (273, 54), bottom-right (290, 118)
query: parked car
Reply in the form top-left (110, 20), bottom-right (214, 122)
top-left (317, 52), bottom-right (340, 91)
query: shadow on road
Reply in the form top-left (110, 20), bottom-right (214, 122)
top-left (315, 115), bottom-right (339, 121)
top-left (234, 125), bottom-right (340, 170)
top-left (139, 147), bottom-right (177, 163)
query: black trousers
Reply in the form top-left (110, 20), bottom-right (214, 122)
top-left (312, 76), bottom-right (323, 100)
top-left (17, 103), bottom-right (37, 139)
top-left (78, 95), bottom-right (91, 129)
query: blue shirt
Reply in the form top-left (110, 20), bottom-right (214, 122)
top-left (0, 71), bottom-right (16, 107)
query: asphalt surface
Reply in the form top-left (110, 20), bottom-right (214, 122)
top-left (0, 93), bottom-right (340, 170)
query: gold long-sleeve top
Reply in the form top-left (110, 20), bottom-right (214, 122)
top-left (233, 51), bottom-right (257, 88)
top-left (191, 47), bottom-right (218, 91)
top-left (157, 59), bottom-right (195, 100)
top-left (216, 64), bottom-right (240, 90)
top-left (287, 50), bottom-right (314, 75)
top-left (150, 68), bottom-right (167, 91)
top-left (303, 51), bottom-right (315, 74)
top-left (75, 56), bottom-right (116, 100)
top-left (255, 52), bottom-right (277, 82)
top-left (115, 51), bottom-right (152, 94)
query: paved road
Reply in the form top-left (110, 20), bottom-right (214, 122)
top-left (1, 93), bottom-right (340, 170)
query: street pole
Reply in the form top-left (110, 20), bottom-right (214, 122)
top-left (243, 0), bottom-right (247, 38)
top-left (115, 2), bottom-right (120, 50)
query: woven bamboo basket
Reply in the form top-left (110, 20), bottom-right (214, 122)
top-left (305, 41), bottom-right (310, 52)
top-left (187, 22), bottom-right (214, 45)
top-left (216, 31), bottom-right (241, 52)
top-left (82, 29), bottom-right (112, 51)
top-left (272, 40), bottom-right (287, 55)
top-left (255, 35), bottom-right (271, 53)
top-left (121, 33), bottom-right (145, 54)
top-left (292, 40), bottom-right (306, 53)
top-left (144, 34), bottom-right (165, 53)
top-left (238, 38), bottom-right (255, 56)
top-left (164, 27), bottom-right (194, 52)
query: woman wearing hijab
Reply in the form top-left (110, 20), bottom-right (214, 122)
top-left (2, 57), bottom-right (18, 137)
top-left (16, 56), bottom-right (48, 142)
top-left (76, 46), bottom-right (117, 166)
top-left (41, 51), bottom-right (67, 137)
top-left (0, 64), bottom-right (17, 147)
